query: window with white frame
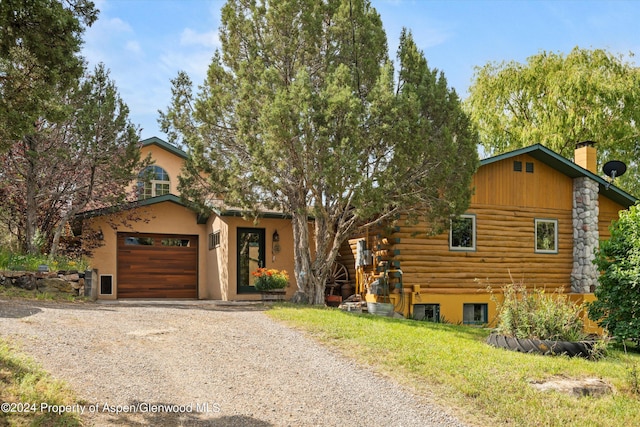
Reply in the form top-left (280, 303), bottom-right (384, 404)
top-left (137, 165), bottom-right (170, 200)
top-left (450, 214), bottom-right (476, 251)
top-left (535, 218), bottom-right (558, 253)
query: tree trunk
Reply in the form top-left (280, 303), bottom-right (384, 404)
top-left (290, 210), bottom-right (326, 304)
top-left (24, 135), bottom-right (39, 255)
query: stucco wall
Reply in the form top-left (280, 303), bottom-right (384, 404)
top-left (85, 201), bottom-right (208, 299)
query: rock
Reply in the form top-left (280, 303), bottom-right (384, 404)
top-left (61, 273), bottom-right (80, 282)
top-left (15, 274), bottom-right (37, 290)
top-left (530, 377), bottom-right (612, 398)
top-left (38, 278), bottom-right (73, 293)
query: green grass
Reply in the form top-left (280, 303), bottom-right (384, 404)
top-left (0, 249), bottom-right (88, 273)
top-left (266, 304), bottom-right (640, 427)
top-left (0, 287), bottom-right (86, 302)
top-left (0, 339), bottom-right (83, 426)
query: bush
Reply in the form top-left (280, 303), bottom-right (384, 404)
top-left (0, 248), bottom-right (88, 272)
top-left (588, 203), bottom-right (640, 346)
top-left (492, 281), bottom-right (587, 341)
top-left (252, 268), bottom-right (289, 291)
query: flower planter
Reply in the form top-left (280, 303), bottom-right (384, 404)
top-left (486, 333), bottom-right (596, 359)
top-left (260, 289), bottom-right (286, 302)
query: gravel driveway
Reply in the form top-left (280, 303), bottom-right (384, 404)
top-left (0, 299), bottom-right (468, 426)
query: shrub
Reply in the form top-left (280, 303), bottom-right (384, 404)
top-left (588, 203), bottom-right (640, 346)
top-left (252, 268), bottom-right (289, 291)
top-left (492, 281), bottom-right (587, 342)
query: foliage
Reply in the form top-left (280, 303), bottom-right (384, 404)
top-left (252, 268), bottom-right (289, 291)
top-left (0, 0), bottom-right (98, 151)
top-left (161, 0), bottom-right (479, 304)
top-left (491, 281), bottom-right (587, 342)
top-left (465, 47), bottom-right (640, 195)
top-left (588, 203), bottom-right (640, 346)
top-left (0, 338), bottom-right (82, 426)
top-left (268, 305), bottom-right (640, 426)
top-left (0, 64), bottom-right (143, 255)
top-left (0, 247), bottom-right (89, 272)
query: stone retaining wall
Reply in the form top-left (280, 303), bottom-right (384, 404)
top-left (0, 270), bottom-right (86, 296)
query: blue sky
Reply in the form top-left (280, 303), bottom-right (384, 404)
top-left (82, 0), bottom-right (640, 140)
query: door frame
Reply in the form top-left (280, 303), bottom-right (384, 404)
top-left (236, 227), bottom-right (266, 294)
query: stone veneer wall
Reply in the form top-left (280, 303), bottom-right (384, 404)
top-left (571, 177), bottom-right (599, 293)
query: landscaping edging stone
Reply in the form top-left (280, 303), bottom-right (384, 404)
top-left (0, 270), bottom-right (85, 296)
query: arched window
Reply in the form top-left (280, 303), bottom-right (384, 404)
top-left (137, 165), bottom-right (170, 200)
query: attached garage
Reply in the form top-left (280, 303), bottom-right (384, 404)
top-left (117, 233), bottom-right (198, 298)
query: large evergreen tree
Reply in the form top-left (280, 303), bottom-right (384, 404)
top-left (0, 0), bottom-right (98, 151)
top-left (466, 47), bottom-right (640, 196)
top-left (161, 0), bottom-right (479, 304)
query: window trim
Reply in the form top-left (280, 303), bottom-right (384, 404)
top-left (534, 218), bottom-right (558, 254)
top-left (449, 214), bottom-right (476, 251)
top-left (137, 165), bottom-right (171, 200)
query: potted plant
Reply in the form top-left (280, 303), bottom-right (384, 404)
top-left (252, 268), bottom-right (289, 301)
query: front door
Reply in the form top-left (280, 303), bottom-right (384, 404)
top-left (237, 228), bottom-right (265, 294)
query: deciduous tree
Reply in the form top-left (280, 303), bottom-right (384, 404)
top-left (466, 47), bottom-right (640, 195)
top-left (0, 64), bottom-right (142, 255)
top-left (161, 0), bottom-right (479, 304)
top-left (588, 203), bottom-right (640, 346)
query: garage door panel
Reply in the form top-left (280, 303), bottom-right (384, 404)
top-left (117, 233), bottom-right (198, 298)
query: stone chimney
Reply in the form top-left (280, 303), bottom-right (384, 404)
top-left (571, 141), bottom-right (599, 293)
top-left (574, 140), bottom-right (597, 173)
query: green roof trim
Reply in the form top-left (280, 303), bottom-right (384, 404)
top-left (481, 144), bottom-right (638, 208)
top-left (76, 194), bottom-right (209, 224)
top-left (140, 136), bottom-right (188, 159)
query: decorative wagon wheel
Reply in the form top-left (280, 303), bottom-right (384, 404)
top-left (325, 262), bottom-right (349, 295)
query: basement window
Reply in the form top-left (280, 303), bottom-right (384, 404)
top-left (449, 214), bottom-right (476, 251)
top-left (463, 303), bottom-right (488, 325)
top-left (414, 304), bottom-right (440, 322)
top-left (535, 218), bottom-right (558, 254)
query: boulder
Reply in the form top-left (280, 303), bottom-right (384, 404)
top-left (15, 274), bottom-right (37, 290)
top-left (530, 377), bottom-right (612, 398)
top-left (37, 277), bottom-right (73, 293)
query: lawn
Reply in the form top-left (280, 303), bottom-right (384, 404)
top-left (0, 339), bottom-right (82, 427)
top-left (266, 304), bottom-right (640, 427)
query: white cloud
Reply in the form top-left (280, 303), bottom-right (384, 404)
top-left (180, 28), bottom-right (220, 49)
top-left (125, 40), bottom-right (142, 54)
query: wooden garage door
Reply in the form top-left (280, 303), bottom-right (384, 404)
top-left (117, 233), bottom-right (197, 298)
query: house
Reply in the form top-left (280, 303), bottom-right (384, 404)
top-left (339, 141), bottom-right (637, 326)
top-left (80, 137), bottom-right (298, 301)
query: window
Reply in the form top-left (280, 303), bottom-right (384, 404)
top-left (450, 214), bottom-right (476, 251)
top-left (137, 165), bottom-right (170, 200)
top-left (237, 228), bottom-right (265, 293)
top-left (161, 238), bottom-right (190, 247)
top-left (124, 236), bottom-right (154, 246)
top-left (535, 218), bottom-right (558, 253)
top-left (463, 303), bottom-right (488, 325)
top-left (414, 304), bottom-right (440, 322)
top-left (209, 231), bottom-right (220, 250)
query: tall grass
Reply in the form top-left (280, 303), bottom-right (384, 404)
top-left (0, 248), bottom-right (88, 272)
top-left (267, 304), bottom-right (640, 427)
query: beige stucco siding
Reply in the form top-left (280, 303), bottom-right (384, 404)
top-left (85, 201), bottom-right (208, 299)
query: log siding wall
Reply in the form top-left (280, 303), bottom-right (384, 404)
top-left (340, 153), bottom-right (628, 294)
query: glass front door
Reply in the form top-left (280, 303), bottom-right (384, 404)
top-left (237, 228), bottom-right (265, 293)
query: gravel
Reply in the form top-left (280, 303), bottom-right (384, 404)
top-left (0, 299), bottom-right (469, 426)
